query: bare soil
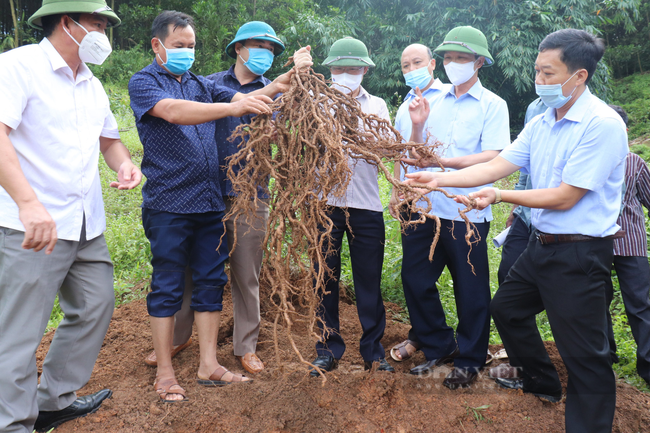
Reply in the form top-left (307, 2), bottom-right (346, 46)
top-left (36, 282), bottom-right (650, 433)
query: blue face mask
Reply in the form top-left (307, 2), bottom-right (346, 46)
top-left (157, 39), bottom-right (195, 76)
top-left (535, 70), bottom-right (579, 109)
top-left (404, 65), bottom-right (433, 91)
top-left (240, 46), bottom-right (274, 76)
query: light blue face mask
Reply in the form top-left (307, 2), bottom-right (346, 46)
top-left (535, 70), bottom-right (579, 109)
top-left (157, 39), bottom-right (195, 75)
top-left (404, 65), bottom-right (433, 91)
top-left (240, 46), bottom-right (274, 76)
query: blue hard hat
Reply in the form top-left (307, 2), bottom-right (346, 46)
top-left (226, 21), bottom-right (285, 58)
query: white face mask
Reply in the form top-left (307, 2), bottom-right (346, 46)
top-left (63, 18), bottom-right (112, 65)
top-left (444, 59), bottom-right (479, 86)
top-left (331, 73), bottom-right (363, 94)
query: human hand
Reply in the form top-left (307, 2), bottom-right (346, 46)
top-left (402, 148), bottom-right (437, 168)
top-left (292, 46), bottom-right (313, 70)
top-left (18, 200), bottom-right (57, 254)
top-left (454, 187), bottom-right (497, 210)
top-left (408, 87), bottom-right (430, 127)
top-left (231, 95), bottom-right (273, 117)
top-left (110, 161), bottom-right (142, 190)
top-left (403, 171), bottom-right (438, 194)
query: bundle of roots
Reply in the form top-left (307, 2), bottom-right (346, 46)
top-left (226, 68), bottom-right (478, 377)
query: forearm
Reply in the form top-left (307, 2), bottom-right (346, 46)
top-left (436, 160), bottom-right (506, 188)
top-left (443, 150), bottom-right (501, 170)
top-left (409, 122), bottom-right (426, 144)
top-left (244, 82), bottom-right (280, 100)
top-left (100, 138), bottom-right (133, 172)
top-left (0, 126), bottom-right (39, 207)
top-left (154, 99), bottom-right (234, 125)
top-left (500, 185), bottom-right (584, 211)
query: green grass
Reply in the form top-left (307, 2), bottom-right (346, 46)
top-left (45, 82), bottom-right (648, 393)
top-left (611, 72), bottom-right (650, 141)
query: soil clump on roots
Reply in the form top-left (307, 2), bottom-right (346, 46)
top-left (38, 285), bottom-right (650, 432)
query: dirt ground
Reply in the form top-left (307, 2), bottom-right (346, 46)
top-left (36, 282), bottom-right (650, 433)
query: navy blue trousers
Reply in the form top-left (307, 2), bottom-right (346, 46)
top-left (315, 207), bottom-right (387, 362)
top-left (497, 214), bottom-right (532, 285)
top-left (401, 215), bottom-right (491, 370)
top-left (492, 235), bottom-right (615, 433)
top-left (607, 255), bottom-right (650, 384)
top-left (142, 209), bottom-right (228, 317)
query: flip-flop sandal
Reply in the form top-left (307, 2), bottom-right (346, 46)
top-left (494, 348), bottom-right (508, 360)
top-left (486, 349), bottom-right (495, 365)
top-left (154, 377), bottom-right (188, 403)
top-left (390, 339), bottom-right (421, 362)
top-left (197, 366), bottom-right (252, 387)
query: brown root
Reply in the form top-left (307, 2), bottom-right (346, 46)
top-left (225, 68), bottom-right (479, 373)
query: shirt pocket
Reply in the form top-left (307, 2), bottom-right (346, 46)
top-left (549, 156), bottom-right (568, 188)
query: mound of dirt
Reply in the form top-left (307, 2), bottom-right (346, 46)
top-left (36, 282), bottom-right (650, 433)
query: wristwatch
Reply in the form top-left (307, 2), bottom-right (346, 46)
top-left (493, 188), bottom-right (502, 204)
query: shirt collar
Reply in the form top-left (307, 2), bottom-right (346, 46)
top-left (40, 37), bottom-right (94, 82)
top-left (405, 78), bottom-right (446, 100)
top-left (563, 86), bottom-right (593, 123)
top-left (225, 65), bottom-right (267, 86)
top-left (542, 86), bottom-right (593, 125)
top-left (448, 78), bottom-right (483, 100)
top-left (151, 59), bottom-right (195, 82)
top-left (355, 85), bottom-right (369, 100)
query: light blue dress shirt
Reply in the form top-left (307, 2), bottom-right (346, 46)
top-left (500, 87), bottom-right (628, 237)
top-left (398, 79), bottom-right (510, 223)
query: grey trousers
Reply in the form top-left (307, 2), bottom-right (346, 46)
top-left (0, 226), bottom-right (114, 433)
top-left (172, 198), bottom-right (268, 356)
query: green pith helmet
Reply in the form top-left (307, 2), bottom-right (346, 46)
top-left (225, 21), bottom-right (285, 58)
top-left (28, 0), bottom-right (121, 29)
top-left (434, 26), bottom-right (494, 66)
top-left (322, 37), bottom-right (375, 67)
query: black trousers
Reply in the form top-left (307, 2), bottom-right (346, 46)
top-left (492, 234), bottom-right (616, 433)
top-left (497, 213), bottom-right (532, 285)
top-left (401, 216), bottom-right (491, 370)
top-left (606, 255), bottom-right (650, 384)
top-left (315, 207), bottom-right (387, 362)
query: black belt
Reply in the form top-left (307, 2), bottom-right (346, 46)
top-left (535, 230), bottom-right (625, 245)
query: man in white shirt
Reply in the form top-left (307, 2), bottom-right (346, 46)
top-left (309, 37), bottom-right (394, 375)
top-left (0, 1), bottom-right (142, 432)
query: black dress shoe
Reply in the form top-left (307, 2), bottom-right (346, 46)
top-left (443, 367), bottom-right (478, 390)
top-left (494, 377), bottom-right (562, 403)
top-left (409, 346), bottom-right (459, 375)
top-left (363, 358), bottom-right (395, 372)
top-left (34, 389), bottom-right (113, 432)
top-left (309, 355), bottom-right (339, 377)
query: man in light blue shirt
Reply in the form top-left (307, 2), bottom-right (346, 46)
top-left (405, 29), bottom-right (627, 433)
top-left (396, 26), bottom-right (510, 390)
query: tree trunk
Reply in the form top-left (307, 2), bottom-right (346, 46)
top-left (253, 0), bottom-right (257, 18)
top-left (9, 0), bottom-right (19, 48)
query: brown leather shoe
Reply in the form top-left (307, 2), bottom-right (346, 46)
top-left (488, 363), bottom-right (520, 379)
top-left (238, 352), bottom-right (264, 374)
top-left (144, 338), bottom-right (192, 367)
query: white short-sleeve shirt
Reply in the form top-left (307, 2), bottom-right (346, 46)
top-left (0, 38), bottom-right (119, 241)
